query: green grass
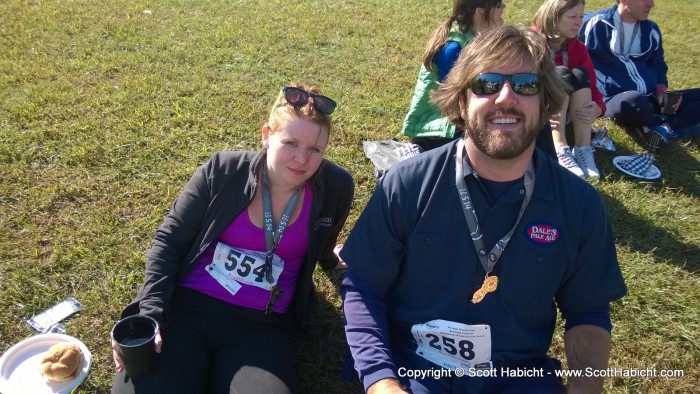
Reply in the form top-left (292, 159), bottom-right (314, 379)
top-left (1, 0), bottom-right (698, 392)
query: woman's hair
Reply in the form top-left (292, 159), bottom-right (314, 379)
top-left (431, 25), bottom-right (569, 128)
top-left (422, 0), bottom-right (503, 69)
top-left (533, 0), bottom-right (585, 43)
top-left (266, 83), bottom-right (332, 135)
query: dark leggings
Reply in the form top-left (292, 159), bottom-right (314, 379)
top-left (604, 88), bottom-right (700, 131)
top-left (111, 287), bottom-right (297, 394)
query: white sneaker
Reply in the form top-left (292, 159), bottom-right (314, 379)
top-left (574, 145), bottom-right (600, 180)
top-left (556, 146), bottom-right (585, 178)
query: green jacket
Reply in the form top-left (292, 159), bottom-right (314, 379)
top-left (401, 27), bottom-right (473, 139)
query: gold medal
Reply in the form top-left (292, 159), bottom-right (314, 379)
top-left (471, 275), bottom-right (498, 304)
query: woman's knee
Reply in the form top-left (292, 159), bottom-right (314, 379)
top-left (570, 67), bottom-right (590, 90)
top-left (555, 66), bottom-right (575, 93)
top-left (214, 332), bottom-right (297, 394)
top-left (227, 365), bottom-right (297, 394)
top-left (555, 66), bottom-right (591, 93)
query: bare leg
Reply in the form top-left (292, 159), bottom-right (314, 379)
top-left (551, 95), bottom-right (570, 149)
top-left (569, 88), bottom-right (600, 179)
top-left (569, 88), bottom-right (593, 147)
top-left (552, 95), bottom-right (586, 178)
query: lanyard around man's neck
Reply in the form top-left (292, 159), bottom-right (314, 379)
top-left (454, 139), bottom-right (535, 303)
top-left (617, 10), bottom-right (640, 56)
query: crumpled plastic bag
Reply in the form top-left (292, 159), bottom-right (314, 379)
top-left (362, 139), bottom-right (423, 178)
top-left (591, 127), bottom-right (616, 151)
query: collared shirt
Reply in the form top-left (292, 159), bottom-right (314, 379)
top-left (341, 141), bottom-right (626, 391)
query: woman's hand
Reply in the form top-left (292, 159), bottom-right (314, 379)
top-left (574, 101), bottom-right (601, 123)
top-left (334, 244), bottom-right (348, 269)
top-left (112, 329), bottom-right (163, 372)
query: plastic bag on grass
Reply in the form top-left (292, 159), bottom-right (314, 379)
top-left (362, 139), bottom-right (423, 178)
top-left (591, 128), bottom-right (616, 151)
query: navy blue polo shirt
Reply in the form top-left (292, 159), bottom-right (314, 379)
top-left (341, 141), bottom-right (626, 392)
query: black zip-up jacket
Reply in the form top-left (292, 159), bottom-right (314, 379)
top-left (121, 150), bottom-right (354, 327)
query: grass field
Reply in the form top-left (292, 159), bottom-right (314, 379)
top-left (1, 0), bottom-right (698, 392)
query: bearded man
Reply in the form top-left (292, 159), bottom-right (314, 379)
top-left (339, 25), bottom-right (627, 394)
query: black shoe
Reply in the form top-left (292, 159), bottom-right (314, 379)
top-left (629, 125), bottom-right (666, 152)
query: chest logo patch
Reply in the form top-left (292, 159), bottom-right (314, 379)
top-left (526, 223), bottom-right (559, 245)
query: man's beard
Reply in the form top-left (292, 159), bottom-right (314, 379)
top-left (465, 110), bottom-right (541, 160)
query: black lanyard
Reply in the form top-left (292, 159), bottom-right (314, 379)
top-left (260, 164), bottom-right (301, 312)
top-left (617, 12), bottom-right (639, 56)
top-left (454, 139), bottom-right (535, 277)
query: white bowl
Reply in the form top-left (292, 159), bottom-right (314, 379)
top-left (0, 333), bottom-right (92, 394)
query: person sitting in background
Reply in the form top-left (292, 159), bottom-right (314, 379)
top-left (401, 0), bottom-right (505, 151)
top-left (579, 0), bottom-right (700, 151)
top-left (534, 0), bottom-right (605, 180)
top-left (110, 84), bottom-right (354, 394)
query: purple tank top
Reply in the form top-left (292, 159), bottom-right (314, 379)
top-left (179, 182), bottom-right (311, 313)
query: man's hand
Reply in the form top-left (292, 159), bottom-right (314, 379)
top-left (672, 95), bottom-right (683, 113)
top-left (367, 378), bottom-right (409, 394)
top-left (656, 92), bottom-right (664, 108)
top-left (564, 325), bottom-right (611, 393)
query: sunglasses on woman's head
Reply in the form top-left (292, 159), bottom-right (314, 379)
top-left (281, 86), bottom-right (337, 115)
top-left (470, 73), bottom-right (541, 96)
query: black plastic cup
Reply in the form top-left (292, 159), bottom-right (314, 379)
top-left (661, 91), bottom-right (682, 115)
top-left (111, 315), bottom-right (159, 379)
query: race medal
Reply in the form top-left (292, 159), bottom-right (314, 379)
top-left (471, 275), bottom-right (498, 304)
